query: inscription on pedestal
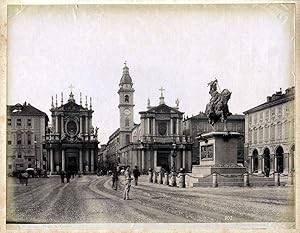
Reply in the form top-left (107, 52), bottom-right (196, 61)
top-left (201, 144), bottom-right (214, 160)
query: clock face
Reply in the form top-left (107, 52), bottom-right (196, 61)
top-left (124, 108), bottom-right (131, 116)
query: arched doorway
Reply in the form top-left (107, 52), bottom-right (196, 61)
top-left (253, 149), bottom-right (258, 173)
top-left (276, 146), bottom-right (284, 173)
top-left (263, 148), bottom-right (270, 172)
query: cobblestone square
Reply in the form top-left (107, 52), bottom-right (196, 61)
top-left (6, 175), bottom-right (295, 224)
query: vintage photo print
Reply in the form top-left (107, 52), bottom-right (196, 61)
top-left (2, 1), bottom-right (298, 232)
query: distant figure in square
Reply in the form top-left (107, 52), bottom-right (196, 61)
top-left (264, 166), bottom-right (270, 177)
top-left (66, 171), bottom-right (71, 183)
top-left (111, 168), bottom-right (119, 190)
top-left (18, 171), bottom-right (29, 186)
top-left (132, 166), bottom-right (141, 186)
top-left (123, 166), bottom-right (133, 200)
top-left (60, 171), bottom-right (65, 183)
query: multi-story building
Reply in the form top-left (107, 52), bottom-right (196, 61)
top-left (244, 87), bottom-right (295, 174)
top-left (103, 64), bottom-right (193, 173)
top-left (44, 91), bottom-right (99, 174)
top-left (7, 102), bottom-right (48, 174)
top-left (183, 113), bottom-right (245, 165)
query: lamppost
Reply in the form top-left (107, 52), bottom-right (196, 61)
top-left (170, 143), bottom-right (177, 186)
top-left (34, 140), bottom-right (37, 171)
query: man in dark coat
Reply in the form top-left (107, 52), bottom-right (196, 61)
top-left (60, 171), bottom-right (65, 183)
top-left (132, 166), bottom-right (140, 186)
top-left (66, 171), bottom-right (71, 183)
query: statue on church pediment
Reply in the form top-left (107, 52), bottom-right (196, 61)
top-left (95, 127), bottom-right (99, 138)
top-left (205, 79), bottom-right (232, 129)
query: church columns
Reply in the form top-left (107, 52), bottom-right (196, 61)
top-left (141, 150), bottom-right (145, 171)
top-left (80, 117), bottom-right (83, 134)
top-left (85, 150), bottom-right (90, 171)
top-left (152, 118), bottom-right (156, 135)
top-left (50, 149), bottom-right (54, 173)
top-left (176, 118), bottom-right (179, 135)
top-left (61, 116), bottom-right (64, 134)
top-left (187, 151), bottom-right (192, 172)
top-left (85, 116), bottom-right (88, 134)
top-left (147, 118), bottom-right (150, 135)
top-left (61, 149), bottom-right (65, 172)
top-left (91, 149), bottom-right (94, 173)
top-left (182, 150), bottom-right (186, 169)
top-left (176, 151), bottom-right (181, 171)
top-left (170, 118), bottom-right (173, 135)
top-left (79, 149), bottom-right (83, 172)
top-left (153, 150), bottom-right (157, 170)
top-left (55, 116), bottom-right (59, 133)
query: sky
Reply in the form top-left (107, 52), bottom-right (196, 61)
top-left (7, 4), bottom-right (295, 143)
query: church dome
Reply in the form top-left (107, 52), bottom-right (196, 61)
top-left (120, 62), bottom-right (133, 85)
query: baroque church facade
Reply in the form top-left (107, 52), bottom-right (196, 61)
top-left (101, 64), bottom-right (193, 173)
top-left (44, 91), bottom-right (99, 174)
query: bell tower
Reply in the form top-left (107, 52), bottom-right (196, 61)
top-left (118, 62), bottom-right (135, 147)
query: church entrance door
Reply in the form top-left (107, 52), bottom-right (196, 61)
top-left (66, 149), bottom-right (79, 173)
top-left (157, 151), bottom-right (170, 172)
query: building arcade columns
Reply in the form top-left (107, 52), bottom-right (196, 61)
top-left (62, 149), bottom-right (65, 172)
top-left (91, 149), bottom-right (94, 172)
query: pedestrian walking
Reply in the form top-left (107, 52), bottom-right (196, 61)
top-left (123, 166), bottom-right (133, 200)
top-left (132, 165), bottom-right (140, 186)
top-left (18, 171), bottom-right (29, 186)
top-left (264, 166), bottom-right (270, 177)
top-left (60, 171), bottom-right (65, 183)
top-left (66, 171), bottom-right (71, 183)
top-left (111, 169), bottom-right (119, 190)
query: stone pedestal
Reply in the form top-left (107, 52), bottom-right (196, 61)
top-left (192, 131), bottom-right (246, 177)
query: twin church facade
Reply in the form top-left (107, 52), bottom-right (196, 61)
top-left (7, 63), bottom-right (295, 176)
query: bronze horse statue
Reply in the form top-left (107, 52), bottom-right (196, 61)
top-left (205, 79), bottom-right (232, 130)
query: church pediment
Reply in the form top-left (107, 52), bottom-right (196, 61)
top-left (148, 104), bottom-right (182, 114)
top-left (57, 102), bottom-right (86, 112)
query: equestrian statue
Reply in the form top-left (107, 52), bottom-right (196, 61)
top-left (205, 78), bottom-right (232, 130)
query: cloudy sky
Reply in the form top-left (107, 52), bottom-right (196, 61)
top-left (7, 4), bottom-right (295, 143)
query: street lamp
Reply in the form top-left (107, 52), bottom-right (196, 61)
top-left (34, 140), bottom-right (37, 171)
top-left (170, 143), bottom-right (177, 186)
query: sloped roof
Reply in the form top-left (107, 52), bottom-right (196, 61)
top-left (7, 103), bottom-right (48, 119)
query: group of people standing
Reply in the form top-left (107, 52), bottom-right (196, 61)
top-left (111, 165), bottom-right (141, 200)
top-left (60, 171), bottom-right (75, 183)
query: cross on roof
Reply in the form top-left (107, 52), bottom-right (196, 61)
top-left (124, 61), bottom-right (127, 66)
top-left (159, 87), bottom-right (165, 97)
top-left (68, 84), bottom-right (75, 93)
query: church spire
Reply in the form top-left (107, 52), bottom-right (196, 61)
top-left (85, 95), bottom-right (88, 108)
top-left (61, 92), bottom-right (63, 106)
top-left (90, 97), bottom-right (92, 110)
top-left (159, 87), bottom-right (165, 105)
top-left (68, 84), bottom-right (75, 103)
top-left (80, 92), bottom-right (82, 105)
top-left (119, 61), bottom-right (133, 85)
top-left (55, 94), bottom-right (58, 107)
top-left (51, 96), bottom-right (54, 108)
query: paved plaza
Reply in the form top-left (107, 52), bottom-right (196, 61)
top-left (6, 175), bottom-right (295, 224)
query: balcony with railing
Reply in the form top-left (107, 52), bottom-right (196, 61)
top-left (45, 133), bottom-right (98, 143)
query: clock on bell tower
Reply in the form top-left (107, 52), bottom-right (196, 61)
top-left (118, 62), bottom-right (135, 147)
